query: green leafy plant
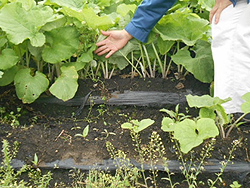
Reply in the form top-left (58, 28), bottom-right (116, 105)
top-left (0, 0), bottom-right (215, 104)
top-left (0, 139), bottom-right (52, 187)
top-left (186, 92), bottom-right (250, 138)
top-left (121, 118), bottom-right (155, 133)
top-left (230, 181), bottom-right (242, 188)
top-left (0, 107), bottom-right (22, 128)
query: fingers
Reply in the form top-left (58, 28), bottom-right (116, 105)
top-left (105, 50), bottom-right (116, 59)
top-left (210, 0), bottom-right (232, 24)
top-left (209, 6), bottom-right (218, 23)
top-left (214, 9), bottom-right (222, 24)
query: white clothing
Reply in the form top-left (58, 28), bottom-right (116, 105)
top-left (211, 0), bottom-right (250, 113)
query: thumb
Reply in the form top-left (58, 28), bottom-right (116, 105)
top-left (100, 30), bottom-right (111, 37)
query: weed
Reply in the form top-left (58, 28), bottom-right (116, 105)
top-left (0, 107), bottom-right (21, 128)
top-left (0, 140), bottom-right (52, 187)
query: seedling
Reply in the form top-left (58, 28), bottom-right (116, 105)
top-left (75, 125), bottom-right (89, 140)
top-left (121, 118), bottom-right (155, 133)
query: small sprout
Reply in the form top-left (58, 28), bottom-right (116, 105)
top-left (32, 153), bottom-right (39, 166)
top-left (75, 125), bottom-right (89, 139)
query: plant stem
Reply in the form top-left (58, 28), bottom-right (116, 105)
top-left (119, 51), bottom-right (143, 77)
top-left (142, 44), bottom-right (153, 77)
top-left (152, 43), bottom-right (165, 78)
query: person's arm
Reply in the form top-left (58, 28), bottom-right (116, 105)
top-left (125, 0), bottom-right (177, 43)
top-left (95, 0), bottom-right (176, 58)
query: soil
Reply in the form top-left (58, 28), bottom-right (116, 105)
top-left (1, 74), bottom-right (250, 187)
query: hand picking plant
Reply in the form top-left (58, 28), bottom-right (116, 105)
top-left (0, 0), bottom-right (215, 104)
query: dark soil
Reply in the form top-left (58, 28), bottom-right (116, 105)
top-left (1, 75), bottom-right (250, 187)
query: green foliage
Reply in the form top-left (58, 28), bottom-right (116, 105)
top-left (0, 0), bottom-right (214, 103)
top-left (75, 125), bottom-right (90, 139)
top-left (0, 140), bottom-right (52, 187)
top-left (155, 9), bottom-right (209, 46)
top-left (0, 107), bottom-right (22, 128)
top-left (0, 49), bottom-right (19, 70)
top-left (173, 118), bottom-right (219, 153)
top-left (14, 68), bottom-right (49, 103)
top-left (241, 92), bottom-right (250, 114)
top-left (121, 118), bottom-right (155, 133)
top-left (49, 66), bottom-right (78, 101)
top-left (42, 26), bottom-right (80, 64)
top-left (0, 2), bottom-right (56, 46)
top-left (172, 40), bottom-right (214, 83)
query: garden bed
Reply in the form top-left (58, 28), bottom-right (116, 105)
top-left (1, 75), bottom-right (250, 187)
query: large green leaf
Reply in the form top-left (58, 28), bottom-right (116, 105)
top-left (174, 118), bottom-right (219, 153)
top-left (155, 10), bottom-right (209, 46)
top-left (0, 65), bottom-right (20, 86)
top-left (161, 117), bottom-right (175, 132)
top-left (0, 48), bottom-right (19, 70)
top-left (49, 66), bottom-right (79, 101)
top-left (0, 2), bottom-right (56, 46)
top-left (157, 37), bottom-right (175, 55)
top-left (198, 0), bottom-right (215, 11)
top-left (14, 68), bottom-right (49, 103)
top-left (186, 94), bottom-right (231, 108)
top-left (241, 92), bottom-right (250, 114)
top-left (42, 26), bottom-right (80, 64)
top-left (172, 40), bottom-right (214, 83)
top-left (47, 0), bottom-right (84, 11)
top-left (116, 4), bottom-right (136, 17)
top-left (61, 7), bottom-right (114, 30)
top-left (186, 94), bottom-right (230, 124)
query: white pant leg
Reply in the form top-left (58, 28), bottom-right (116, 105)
top-left (212, 1), bottom-right (250, 114)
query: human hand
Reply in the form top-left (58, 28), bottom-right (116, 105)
top-left (209, 0), bottom-right (232, 24)
top-left (94, 29), bottom-right (133, 58)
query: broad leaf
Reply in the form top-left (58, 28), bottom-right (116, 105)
top-left (48, 0), bottom-right (84, 11)
top-left (186, 94), bottom-right (231, 108)
top-left (157, 37), bottom-right (175, 55)
top-left (161, 117), bottom-right (175, 132)
top-left (14, 68), bottom-right (49, 103)
top-left (0, 48), bottom-right (19, 70)
top-left (42, 26), bottom-right (80, 64)
top-left (199, 107), bottom-right (216, 119)
top-left (198, 0), bottom-right (215, 11)
top-left (121, 122), bottom-right (133, 130)
top-left (174, 118), bottom-right (219, 153)
top-left (187, 94), bottom-right (230, 124)
top-left (172, 40), bottom-right (214, 83)
top-left (121, 119), bottom-right (155, 133)
top-left (0, 65), bottom-right (19, 86)
top-left (62, 7), bottom-right (114, 30)
top-left (241, 92), bottom-right (250, 114)
top-left (117, 4), bottom-right (136, 17)
top-left (0, 2), bottom-right (56, 46)
top-left (133, 119), bottom-right (155, 133)
top-left (155, 10), bottom-right (209, 46)
top-left (49, 66), bottom-right (78, 101)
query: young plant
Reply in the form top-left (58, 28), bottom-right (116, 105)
top-left (186, 92), bottom-right (250, 138)
top-left (121, 118), bottom-right (155, 133)
top-left (75, 125), bottom-right (89, 140)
